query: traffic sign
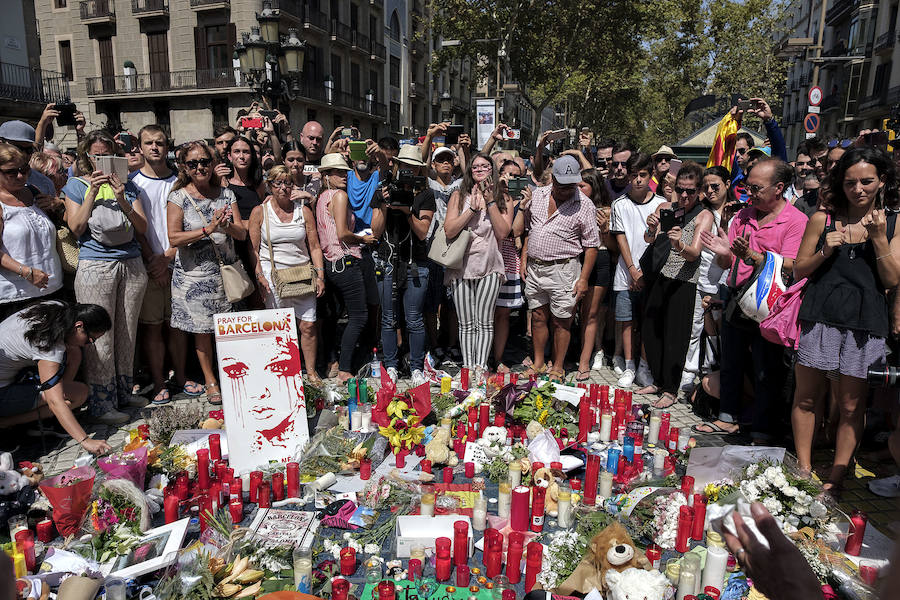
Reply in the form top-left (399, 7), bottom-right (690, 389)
top-left (808, 86), bottom-right (823, 106)
top-left (804, 113), bottom-right (820, 133)
top-left (808, 105), bottom-right (820, 114)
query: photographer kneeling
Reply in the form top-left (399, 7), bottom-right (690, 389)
top-left (373, 145), bottom-right (436, 385)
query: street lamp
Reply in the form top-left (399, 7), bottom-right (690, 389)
top-left (440, 91), bottom-right (451, 121)
top-left (324, 75), bottom-right (334, 105)
top-left (282, 28), bottom-right (305, 74)
top-left (366, 89), bottom-right (375, 114)
top-left (257, 0), bottom-right (280, 44)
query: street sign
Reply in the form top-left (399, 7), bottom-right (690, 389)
top-left (808, 105), bottom-right (820, 114)
top-left (808, 86), bottom-right (823, 106)
top-left (804, 113), bottom-right (820, 134)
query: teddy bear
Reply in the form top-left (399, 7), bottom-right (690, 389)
top-left (477, 426), bottom-right (508, 458)
top-left (0, 452), bottom-right (29, 496)
top-left (424, 427), bottom-right (459, 466)
top-left (532, 467), bottom-right (560, 516)
top-left (18, 461), bottom-right (44, 486)
top-left (555, 522), bottom-right (651, 595)
top-left (605, 567), bottom-right (671, 600)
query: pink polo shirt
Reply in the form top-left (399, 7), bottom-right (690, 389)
top-left (727, 201), bottom-right (808, 287)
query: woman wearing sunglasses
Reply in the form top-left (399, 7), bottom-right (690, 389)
top-left (0, 144), bottom-right (63, 323)
top-left (167, 141), bottom-right (246, 404)
top-left (63, 130), bottom-right (149, 424)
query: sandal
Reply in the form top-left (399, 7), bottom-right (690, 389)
top-left (151, 388), bottom-right (171, 405)
top-left (691, 421), bottom-right (738, 435)
top-left (182, 380), bottom-right (204, 397)
top-left (327, 362), bottom-right (340, 379)
top-left (205, 382), bottom-right (222, 405)
top-left (652, 392), bottom-right (678, 410)
top-left (524, 364), bottom-right (547, 377)
top-left (548, 370), bottom-right (566, 383)
top-left (635, 384), bottom-right (660, 395)
top-left (575, 369), bottom-right (591, 382)
top-left (496, 363), bottom-right (511, 374)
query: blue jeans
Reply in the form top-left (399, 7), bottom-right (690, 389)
top-left (377, 265), bottom-right (430, 371)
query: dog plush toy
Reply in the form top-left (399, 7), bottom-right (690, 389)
top-left (555, 522), bottom-right (651, 595)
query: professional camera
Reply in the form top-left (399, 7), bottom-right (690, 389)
top-left (869, 336), bottom-right (900, 386)
top-left (387, 169), bottom-right (427, 206)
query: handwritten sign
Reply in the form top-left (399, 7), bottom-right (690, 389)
top-left (249, 508), bottom-right (316, 546)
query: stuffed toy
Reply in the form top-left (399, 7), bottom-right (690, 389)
top-left (0, 452), bottom-right (29, 496)
top-left (424, 428), bottom-right (459, 466)
top-left (532, 467), bottom-right (560, 516)
top-left (555, 522), bottom-right (651, 595)
top-left (477, 426), bottom-right (508, 458)
top-left (18, 461), bottom-right (44, 486)
top-left (201, 417), bottom-right (224, 429)
top-left (605, 567), bottom-right (670, 600)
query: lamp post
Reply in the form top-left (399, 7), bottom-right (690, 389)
top-left (440, 91), bottom-right (451, 122)
top-left (366, 89), bottom-right (375, 114)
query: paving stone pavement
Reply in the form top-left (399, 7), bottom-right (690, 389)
top-left (5, 362), bottom-right (895, 537)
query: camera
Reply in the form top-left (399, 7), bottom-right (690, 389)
top-left (387, 169), bottom-right (426, 206)
top-left (659, 207), bottom-right (684, 231)
top-left (868, 366), bottom-right (900, 387)
top-left (54, 102), bottom-right (77, 127)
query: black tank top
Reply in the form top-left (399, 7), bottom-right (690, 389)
top-left (228, 182), bottom-right (261, 221)
top-left (798, 211), bottom-right (897, 338)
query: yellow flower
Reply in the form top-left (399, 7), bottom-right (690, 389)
top-left (406, 426), bottom-right (425, 446)
top-left (387, 400), bottom-right (409, 419)
top-left (535, 395), bottom-right (543, 410)
top-left (379, 425), bottom-right (402, 449)
top-left (539, 409), bottom-right (549, 424)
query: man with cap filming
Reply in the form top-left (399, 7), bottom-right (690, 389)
top-left (519, 154), bottom-right (601, 381)
top-left (649, 145), bottom-right (677, 195)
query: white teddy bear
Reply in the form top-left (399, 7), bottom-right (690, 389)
top-left (0, 452), bottom-right (29, 496)
top-left (477, 426), bottom-right (508, 458)
top-left (605, 567), bottom-right (671, 600)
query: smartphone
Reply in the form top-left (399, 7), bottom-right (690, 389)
top-left (119, 133), bottom-right (133, 154)
top-left (340, 127), bottom-right (354, 139)
top-left (241, 117), bottom-right (263, 129)
top-left (736, 99), bottom-right (754, 111)
top-left (659, 208), bottom-right (685, 232)
top-left (866, 131), bottom-right (889, 147)
top-left (55, 102), bottom-right (77, 127)
top-left (445, 125), bottom-right (464, 145)
top-left (504, 128), bottom-right (521, 140)
top-left (259, 109), bottom-right (278, 119)
top-left (349, 140), bottom-right (368, 161)
top-left (94, 155), bottom-right (129, 182)
top-left (545, 129), bottom-right (568, 143)
top-left (668, 158), bottom-right (682, 177)
top-left (507, 176), bottom-right (529, 199)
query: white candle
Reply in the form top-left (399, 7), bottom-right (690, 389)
top-left (598, 471), bottom-right (613, 499)
top-left (473, 496), bottom-right (487, 531)
top-left (701, 545), bottom-right (728, 594)
top-left (498, 482), bottom-right (511, 518)
top-left (351, 410), bottom-right (362, 431)
top-left (678, 430), bottom-right (690, 451)
top-left (509, 463), bottom-right (522, 488)
top-left (599, 413), bottom-right (612, 442)
top-left (676, 570), bottom-right (695, 600)
top-left (653, 449), bottom-right (666, 475)
top-left (648, 414), bottom-right (661, 445)
top-left (360, 409), bottom-right (372, 432)
top-left (557, 488), bottom-right (573, 528)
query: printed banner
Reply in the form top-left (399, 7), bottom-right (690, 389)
top-left (214, 309), bottom-right (309, 474)
top-left (476, 98), bottom-right (497, 150)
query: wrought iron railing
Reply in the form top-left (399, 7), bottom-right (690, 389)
top-left (0, 61), bottom-right (70, 104)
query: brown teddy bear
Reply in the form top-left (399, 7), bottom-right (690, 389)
top-left (424, 427), bottom-right (459, 466)
top-left (554, 522), bottom-right (650, 595)
top-left (532, 467), bottom-right (561, 516)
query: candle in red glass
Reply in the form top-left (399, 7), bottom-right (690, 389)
top-left (455, 564), bottom-right (469, 586)
top-left (164, 493), bottom-right (179, 524)
top-left (569, 477), bottom-right (581, 491)
top-left (229, 498), bottom-right (243, 524)
top-left (14, 529), bottom-right (35, 572)
top-left (645, 544), bottom-right (662, 570)
top-left (420, 459), bottom-right (432, 474)
top-left (510, 485), bottom-right (530, 531)
top-left (675, 505), bottom-right (693, 552)
top-left (415, 444), bottom-right (425, 457)
top-left (482, 528), bottom-right (499, 570)
top-left (530, 486), bottom-right (546, 533)
top-left (408, 558), bottom-right (422, 580)
top-left (396, 451), bottom-right (406, 468)
top-left (196, 448), bottom-right (210, 489)
top-left (332, 578), bottom-right (351, 600)
top-left (509, 372), bottom-right (518, 384)
top-left (286, 462), bottom-right (300, 497)
top-left (340, 546), bottom-right (357, 575)
top-left (485, 530), bottom-right (502, 577)
top-left (524, 542), bottom-right (543, 592)
top-left (360, 458), bottom-right (372, 480)
top-left (494, 412), bottom-right (505, 427)
top-left (215, 460), bottom-right (226, 482)
top-left (35, 519), bottom-right (54, 543)
top-left (208, 433), bottom-right (221, 461)
top-left (479, 402), bottom-right (490, 433)
top-left (377, 580), bottom-right (396, 600)
top-left (453, 520), bottom-right (469, 566)
top-left (465, 462), bottom-right (475, 478)
top-left (249, 471), bottom-right (263, 503)
top-left (506, 531), bottom-right (524, 584)
top-left (461, 367), bottom-right (470, 391)
top-left (435, 537), bottom-right (452, 581)
top-left (231, 477), bottom-right (243, 501)
top-left (443, 466), bottom-right (454, 484)
top-left (583, 453), bottom-right (601, 506)
top-left (668, 427), bottom-right (679, 453)
top-left (845, 510), bottom-right (868, 556)
top-left (271, 472), bottom-right (285, 501)
top-left (681, 475), bottom-right (695, 498)
top-left (659, 413), bottom-right (671, 446)
top-left (258, 481), bottom-right (271, 508)
top-left (531, 461), bottom-right (545, 475)
top-left (502, 591), bottom-right (516, 600)
top-left (198, 494), bottom-right (213, 531)
top-left (691, 494), bottom-right (706, 540)
top-left (467, 421), bottom-right (477, 441)
top-left (209, 481), bottom-right (222, 510)
top-left (578, 397), bottom-right (592, 443)
top-left (704, 586), bottom-right (721, 600)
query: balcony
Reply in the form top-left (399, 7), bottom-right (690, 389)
top-left (858, 89), bottom-right (888, 112)
top-left (189, 0), bottom-right (229, 10)
top-left (352, 31), bottom-right (370, 54)
top-left (330, 19), bottom-right (352, 45)
top-left (80, 0), bottom-right (115, 22)
top-left (86, 67), bottom-right (248, 96)
top-left (131, 0), bottom-right (167, 16)
top-left (826, 0), bottom-right (856, 25)
top-left (369, 0), bottom-right (382, 8)
top-left (300, 6), bottom-right (327, 31)
top-left (371, 41), bottom-right (386, 62)
top-left (0, 61), bottom-right (70, 105)
top-left (410, 37), bottom-right (427, 58)
top-left (875, 29), bottom-right (895, 53)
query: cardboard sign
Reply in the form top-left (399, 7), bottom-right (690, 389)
top-left (463, 442), bottom-right (491, 467)
top-left (553, 383), bottom-right (587, 407)
top-left (214, 309), bottom-right (309, 474)
top-left (169, 429), bottom-right (230, 459)
top-left (249, 508), bottom-right (316, 546)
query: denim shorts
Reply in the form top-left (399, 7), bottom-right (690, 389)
top-left (614, 289), bottom-right (644, 322)
top-left (0, 381), bottom-right (40, 417)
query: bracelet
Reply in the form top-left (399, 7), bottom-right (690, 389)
top-left (487, 200), bottom-right (496, 207)
top-left (26, 267), bottom-right (32, 282)
top-left (877, 253), bottom-right (893, 260)
top-left (78, 435), bottom-right (87, 443)
top-left (202, 226), bottom-right (208, 237)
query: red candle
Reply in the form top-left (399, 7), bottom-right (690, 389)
top-left (271, 472), bottom-right (285, 501)
top-left (14, 529), bottom-right (35, 572)
top-left (198, 494), bottom-right (213, 532)
top-left (435, 537), bottom-right (452, 581)
top-left (494, 412), bottom-right (505, 427)
top-left (453, 520), bottom-right (468, 566)
top-left (479, 403), bottom-right (490, 434)
top-left (583, 453), bottom-right (601, 506)
top-left (35, 519), bottom-right (54, 543)
top-left (225, 467), bottom-right (234, 484)
top-left (691, 494), bottom-right (706, 540)
top-left (249, 471), bottom-right (263, 502)
top-left (258, 481), bottom-right (271, 508)
top-left (464, 462), bottom-right (475, 478)
top-left (332, 578), bottom-right (351, 600)
top-left (208, 433), bottom-right (221, 461)
top-left (506, 531), bottom-right (524, 584)
top-left (530, 486), bottom-right (546, 533)
top-left (286, 462), bottom-right (300, 497)
top-left (645, 543), bottom-right (662, 570)
top-left (578, 396), bottom-right (592, 443)
top-left (232, 477), bottom-right (243, 501)
top-left (377, 580), bottom-right (396, 600)
top-left (415, 444), bottom-right (425, 456)
top-left (675, 505), bottom-right (693, 552)
top-left (420, 459), bottom-right (432, 474)
top-left (485, 529), bottom-right (502, 578)
top-left (600, 384), bottom-right (609, 408)
top-left (215, 460), bottom-right (226, 481)
top-left (461, 368), bottom-right (470, 391)
top-left (845, 510), bottom-right (868, 556)
top-left (229, 499), bottom-right (243, 524)
top-left (510, 485), bottom-right (530, 531)
top-left (360, 458), bottom-right (372, 480)
top-left (524, 541), bottom-right (543, 592)
top-left (443, 466), bottom-right (454, 484)
top-left (196, 448), bottom-right (210, 489)
top-left (681, 475), bottom-right (695, 498)
top-left (455, 564), bottom-right (469, 586)
top-left (408, 558), bottom-right (422, 580)
top-left (502, 591), bottom-right (516, 600)
top-left (659, 412), bottom-right (671, 446)
top-left (467, 422), bottom-right (477, 441)
top-left (668, 427), bottom-right (679, 453)
top-left (569, 477), bottom-right (581, 491)
top-left (164, 493), bottom-right (179, 524)
top-left (510, 372), bottom-right (518, 384)
top-left (340, 546), bottom-right (357, 576)
top-left (396, 451), bottom-right (406, 468)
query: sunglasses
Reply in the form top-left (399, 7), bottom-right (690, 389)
top-left (827, 139), bottom-right (853, 149)
top-left (610, 161), bottom-right (628, 168)
top-left (704, 183), bottom-right (721, 192)
top-left (674, 186), bottom-right (698, 195)
top-left (433, 155), bottom-right (454, 163)
top-left (735, 148), bottom-right (749, 155)
top-left (747, 183), bottom-right (772, 195)
top-left (184, 158), bottom-right (212, 169)
top-left (0, 165), bottom-right (29, 176)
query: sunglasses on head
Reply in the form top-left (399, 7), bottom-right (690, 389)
top-left (184, 158), bottom-right (212, 169)
top-left (827, 139), bottom-right (853, 149)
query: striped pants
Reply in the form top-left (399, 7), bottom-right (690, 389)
top-left (449, 274), bottom-right (502, 370)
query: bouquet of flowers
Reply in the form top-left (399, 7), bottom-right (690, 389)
top-left (510, 382), bottom-right (577, 431)
top-left (98, 446), bottom-right (148, 489)
top-left (734, 461), bottom-right (830, 534)
top-left (631, 490), bottom-right (688, 550)
top-left (373, 381), bottom-right (430, 456)
top-left (536, 530), bottom-right (582, 590)
top-left (39, 465), bottom-right (96, 537)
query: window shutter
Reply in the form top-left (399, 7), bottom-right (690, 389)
top-left (194, 26), bottom-right (209, 71)
top-left (228, 24), bottom-right (237, 57)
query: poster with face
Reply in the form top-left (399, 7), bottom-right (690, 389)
top-left (214, 309), bottom-right (309, 474)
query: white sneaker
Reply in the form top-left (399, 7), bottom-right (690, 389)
top-left (410, 370), bottom-right (427, 387)
top-left (869, 474), bottom-right (900, 498)
top-left (591, 350), bottom-right (605, 371)
top-left (635, 363), bottom-right (654, 387)
top-left (92, 409), bottom-right (130, 425)
top-left (612, 355), bottom-right (626, 376)
top-left (617, 369), bottom-right (635, 388)
top-left (386, 367), bottom-right (399, 383)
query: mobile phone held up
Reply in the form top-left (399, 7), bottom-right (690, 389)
top-left (444, 125), bottom-right (464, 146)
top-left (668, 158), bottom-right (682, 177)
top-left (119, 133), bottom-right (134, 154)
top-left (506, 176), bottom-right (530, 199)
top-left (504, 128), bottom-right (521, 140)
top-left (736, 99), bottom-right (755, 112)
top-left (241, 117), bottom-right (263, 129)
top-left (55, 102), bottom-right (77, 127)
top-left (349, 141), bottom-right (368, 161)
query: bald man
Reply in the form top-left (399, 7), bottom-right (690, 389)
top-left (299, 121), bottom-right (325, 164)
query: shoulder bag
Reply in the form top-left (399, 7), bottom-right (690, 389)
top-left (74, 177), bottom-right (134, 247)
top-left (264, 200), bottom-right (316, 298)
top-left (184, 192), bottom-right (254, 303)
top-left (427, 219), bottom-right (471, 270)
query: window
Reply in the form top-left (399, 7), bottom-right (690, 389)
top-left (370, 15), bottom-right (378, 42)
top-left (350, 3), bottom-right (358, 30)
top-left (351, 62), bottom-right (360, 98)
top-left (153, 102), bottom-right (171, 140)
top-left (98, 37), bottom-right (115, 93)
top-left (389, 10), bottom-right (401, 40)
top-left (58, 40), bottom-right (73, 81)
top-left (211, 99), bottom-right (229, 131)
top-left (304, 45), bottom-right (323, 88)
top-left (390, 101), bottom-right (400, 132)
top-left (390, 56), bottom-right (400, 87)
top-left (205, 25), bottom-right (231, 70)
top-left (54, 0), bottom-right (66, 8)
top-left (369, 69), bottom-right (379, 94)
top-left (147, 31), bottom-right (170, 90)
top-left (874, 61), bottom-right (892, 93)
top-left (331, 53), bottom-right (342, 91)
top-left (330, 0), bottom-right (339, 21)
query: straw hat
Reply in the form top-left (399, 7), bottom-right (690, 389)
top-left (397, 144), bottom-right (425, 167)
top-left (318, 153), bottom-right (351, 171)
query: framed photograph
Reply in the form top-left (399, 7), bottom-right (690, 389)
top-left (103, 518), bottom-right (189, 578)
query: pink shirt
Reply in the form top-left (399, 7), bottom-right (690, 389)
top-left (445, 194), bottom-right (505, 282)
top-left (526, 186), bottom-right (601, 261)
top-left (727, 201), bottom-right (808, 287)
top-left (315, 189), bottom-right (362, 262)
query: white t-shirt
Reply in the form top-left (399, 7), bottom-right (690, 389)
top-left (609, 192), bottom-right (666, 291)
top-left (129, 170), bottom-right (177, 255)
top-left (427, 177), bottom-right (462, 238)
top-left (0, 307), bottom-right (66, 388)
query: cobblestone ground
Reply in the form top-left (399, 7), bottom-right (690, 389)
top-left (5, 362), bottom-right (896, 537)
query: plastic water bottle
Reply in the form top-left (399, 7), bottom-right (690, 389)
top-left (370, 348), bottom-right (381, 378)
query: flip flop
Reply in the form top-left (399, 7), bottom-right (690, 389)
top-left (205, 383), bottom-right (222, 405)
top-left (151, 388), bottom-right (171, 405)
top-left (635, 384), bottom-right (660, 395)
top-left (575, 370), bottom-right (591, 382)
top-left (691, 421), bottom-right (737, 435)
top-left (182, 380), bottom-right (204, 396)
top-left (652, 392), bottom-right (678, 409)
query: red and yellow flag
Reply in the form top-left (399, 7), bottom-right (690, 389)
top-left (707, 112), bottom-right (740, 172)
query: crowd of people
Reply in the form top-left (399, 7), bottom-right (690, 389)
top-left (1, 99), bottom-right (899, 501)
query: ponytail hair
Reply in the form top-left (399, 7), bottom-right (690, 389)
top-left (20, 301), bottom-right (111, 351)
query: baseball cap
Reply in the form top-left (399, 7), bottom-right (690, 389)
top-left (748, 146), bottom-right (771, 159)
top-left (552, 155), bottom-right (582, 184)
top-left (432, 146), bottom-right (456, 162)
top-left (0, 120), bottom-right (36, 144)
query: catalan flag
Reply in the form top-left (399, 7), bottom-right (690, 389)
top-left (707, 112), bottom-right (740, 172)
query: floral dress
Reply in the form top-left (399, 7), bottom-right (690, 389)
top-left (168, 187), bottom-right (239, 333)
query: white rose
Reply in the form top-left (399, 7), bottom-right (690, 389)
top-left (796, 491), bottom-right (812, 506)
top-left (809, 500), bottom-right (828, 519)
top-left (783, 486), bottom-right (799, 498)
top-left (364, 544), bottom-right (379, 554)
top-left (793, 504), bottom-right (808, 516)
top-left (753, 475), bottom-right (769, 490)
top-left (762, 497), bottom-right (783, 515)
top-left (746, 464), bottom-right (758, 477)
top-left (772, 474), bottom-right (788, 489)
top-left (343, 532), bottom-right (352, 540)
top-left (764, 466), bottom-right (781, 481)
